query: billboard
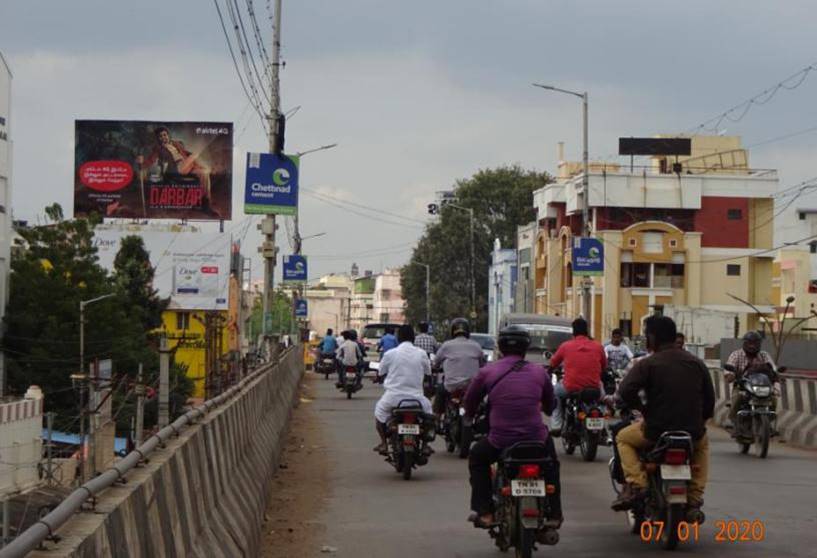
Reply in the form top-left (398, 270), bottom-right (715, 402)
top-left (244, 153), bottom-right (299, 215)
top-left (282, 254), bottom-right (307, 284)
top-left (94, 227), bottom-right (230, 310)
top-left (572, 237), bottom-right (604, 276)
top-left (74, 120), bottom-right (233, 220)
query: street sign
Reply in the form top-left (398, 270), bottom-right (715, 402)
top-left (282, 255), bottom-right (307, 283)
top-left (98, 359), bottom-right (113, 381)
top-left (572, 237), bottom-right (604, 276)
top-left (244, 153), bottom-right (300, 215)
top-left (294, 299), bottom-right (308, 318)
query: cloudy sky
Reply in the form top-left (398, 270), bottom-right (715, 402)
top-left (2, 0), bottom-right (817, 281)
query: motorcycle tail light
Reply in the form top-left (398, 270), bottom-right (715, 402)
top-left (589, 408), bottom-right (601, 418)
top-left (346, 366), bottom-right (356, 372)
top-left (645, 463), bottom-right (658, 473)
top-left (522, 509), bottom-right (539, 518)
top-left (577, 411), bottom-right (587, 421)
top-left (664, 448), bottom-right (688, 465)
top-left (546, 484), bottom-right (556, 495)
top-left (501, 486), bottom-right (512, 497)
top-left (403, 414), bottom-right (416, 424)
top-left (518, 464), bottom-right (540, 479)
top-left (669, 486), bottom-right (686, 495)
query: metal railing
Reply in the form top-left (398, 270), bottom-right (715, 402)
top-left (0, 350), bottom-right (292, 558)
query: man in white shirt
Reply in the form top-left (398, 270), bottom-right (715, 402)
top-left (374, 324), bottom-right (432, 454)
top-left (604, 328), bottom-right (634, 372)
top-left (336, 331), bottom-right (364, 388)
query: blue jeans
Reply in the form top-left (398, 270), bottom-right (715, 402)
top-left (552, 382), bottom-right (569, 430)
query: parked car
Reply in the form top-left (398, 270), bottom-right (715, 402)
top-left (470, 333), bottom-right (497, 363)
top-left (498, 313), bottom-right (573, 365)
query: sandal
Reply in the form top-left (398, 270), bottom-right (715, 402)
top-left (468, 513), bottom-right (497, 529)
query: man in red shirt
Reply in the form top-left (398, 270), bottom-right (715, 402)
top-left (548, 318), bottom-right (606, 436)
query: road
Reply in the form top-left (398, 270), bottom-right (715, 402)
top-left (299, 373), bottom-right (817, 557)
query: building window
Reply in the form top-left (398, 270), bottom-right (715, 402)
top-left (642, 232), bottom-right (664, 254)
top-left (726, 264), bottom-right (741, 276)
top-left (628, 238), bottom-right (637, 247)
top-left (800, 212), bottom-right (806, 220)
top-left (620, 262), bottom-right (650, 288)
top-left (727, 208), bottom-right (742, 220)
top-left (811, 242), bottom-right (817, 254)
top-left (669, 239), bottom-right (678, 248)
top-left (654, 263), bottom-right (685, 288)
top-left (176, 312), bottom-right (190, 330)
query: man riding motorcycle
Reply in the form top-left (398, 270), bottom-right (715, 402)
top-left (336, 329), bottom-right (365, 388)
top-left (548, 318), bottom-right (606, 436)
top-left (604, 328), bottom-right (634, 373)
top-left (373, 325), bottom-right (433, 455)
top-left (463, 325), bottom-right (562, 529)
top-left (377, 326), bottom-right (399, 355)
top-left (414, 321), bottom-right (439, 355)
top-left (432, 318), bottom-right (486, 417)
top-left (320, 328), bottom-right (338, 361)
top-left (725, 331), bottom-right (778, 433)
top-left (611, 316), bottom-right (715, 519)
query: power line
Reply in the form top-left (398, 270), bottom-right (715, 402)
top-left (229, 0), bottom-right (272, 105)
top-left (224, 0), bottom-right (271, 109)
top-left (689, 61), bottom-right (817, 134)
top-left (212, 0), bottom-right (268, 129)
top-left (300, 186), bottom-right (427, 225)
top-left (301, 190), bottom-right (425, 229)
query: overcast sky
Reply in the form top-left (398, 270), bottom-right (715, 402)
top-left (2, 0), bottom-right (817, 281)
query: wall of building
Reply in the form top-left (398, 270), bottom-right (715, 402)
top-left (0, 53), bottom-right (12, 394)
top-left (162, 309), bottom-right (230, 399)
top-left (488, 246), bottom-right (517, 335)
top-left (0, 388), bottom-right (42, 498)
top-left (373, 269), bottom-right (404, 323)
top-left (693, 196), bottom-right (749, 247)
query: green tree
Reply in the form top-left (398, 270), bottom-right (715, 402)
top-left (113, 235), bottom-right (168, 331)
top-left (401, 165), bottom-right (552, 332)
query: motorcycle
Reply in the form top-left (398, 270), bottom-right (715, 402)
top-left (385, 399), bottom-right (435, 480)
top-left (609, 410), bottom-right (698, 551)
top-left (443, 388), bottom-right (474, 459)
top-left (485, 441), bottom-right (560, 558)
top-left (724, 363), bottom-right (784, 458)
top-left (317, 355), bottom-right (335, 380)
top-left (338, 365), bottom-right (363, 399)
top-left (560, 386), bottom-right (607, 462)
top-left (602, 367), bottom-right (627, 396)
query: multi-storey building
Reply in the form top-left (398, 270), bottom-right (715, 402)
top-left (0, 53), bottom-right (11, 393)
top-left (533, 136), bottom-right (779, 340)
top-left (489, 239), bottom-right (517, 335)
top-left (350, 273), bottom-right (375, 333)
top-left (372, 268), bottom-right (405, 323)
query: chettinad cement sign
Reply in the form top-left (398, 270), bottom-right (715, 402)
top-left (244, 153), bottom-right (300, 215)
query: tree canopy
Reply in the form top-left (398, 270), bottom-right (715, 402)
top-left (401, 165), bottom-right (552, 333)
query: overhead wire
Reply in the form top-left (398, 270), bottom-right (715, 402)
top-left (228, 0), bottom-right (272, 105)
top-left (300, 186), bottom-right (427, 225)
top-left (224, 0), bottom-right (271, 109)
top-left (301, 190), bottom-right (425, 230)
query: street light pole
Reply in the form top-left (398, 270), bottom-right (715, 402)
top-left (533, 83), bottom-right (592, 330)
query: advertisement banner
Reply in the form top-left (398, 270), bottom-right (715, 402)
top-left (282, 254), bottom-right (307, 284)
top-left (94, 227), bottom-right (230, 310)
top-left (244, 153), bottom-right (299, 215)
top-left (572, 237), bottom-right (605, 276)
top-left (295, 299), bottom-right (308, 318)
top-left (74, 120), bottom-right (233, 220)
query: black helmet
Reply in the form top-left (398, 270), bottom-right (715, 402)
top-left (498, 325), bottom-right (530, 355)
top-left (450, 318), bottom-right (471, 338)
top-left (743, 331), bottom-right (762, 343)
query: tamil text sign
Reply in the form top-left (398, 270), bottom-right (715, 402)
top-left (572, 237), bottom-right (604, 276)
top-left (74, 120), bottom-right (233, 220)
top-left (244, 153), bottom-right (299, 215)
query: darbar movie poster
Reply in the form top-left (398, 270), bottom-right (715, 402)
top-left (74, 120), bottom-right (233, 220)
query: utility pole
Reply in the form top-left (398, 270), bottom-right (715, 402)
top-left (261, 0), bottom-right (284, 364)
top-left (158, 335), bottom-right (169, 429)
top-left (45, 412), bottom-right (54, 485)
top-left (135, 363), bottom-right (145, 447)
top-left (88, 359), bottom-right (97, 478)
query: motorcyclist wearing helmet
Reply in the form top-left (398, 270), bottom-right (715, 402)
top-left (432, 318), bottom-right (486, 416)
top-left (463, 325), bottom-right (561, 530)
top-left (725, 331), bottom-right (777, 432)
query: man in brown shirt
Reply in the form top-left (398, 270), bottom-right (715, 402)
top-left (611, 316), bottom-right (715, 515)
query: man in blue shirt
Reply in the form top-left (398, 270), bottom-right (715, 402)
top-left (377, 326), bottom-right (399, 355)
top-left (320, 328), bottom-right (338, 357)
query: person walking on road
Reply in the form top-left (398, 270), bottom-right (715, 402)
top-left (373, 325), bottom-right (433, 454)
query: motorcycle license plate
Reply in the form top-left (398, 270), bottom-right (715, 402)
top-left (585, 418), bottom-right (605, 430)
top-left (661, 464), bottom-right (692, 480)
top-left (398, 424), bottom-right (420, 435)
top-left (511, 479), bottom-right (546, 497)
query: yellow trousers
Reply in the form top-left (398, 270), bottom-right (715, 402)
top-left (616, 422), bottom-right (709, 505)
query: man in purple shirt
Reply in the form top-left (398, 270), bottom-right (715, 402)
top-left (463, 325), bottom-right (562, 529)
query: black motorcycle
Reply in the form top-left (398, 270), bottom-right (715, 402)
top-left (485, 441), bottom-right (560, 558)
top-left (560, 387), bottom-right (607, 462)
top-left (338, 365), bottom-right (363, 399)
top-left (609, 410), bottom-right (698, 551)
top-left (385, 399), bottom-right (435, 480)
top-left (317, 354), bottom-right (335, 380)
top-left (443, 388), bottom-right (473, 458)
top-left (724, 363), bottom-right (783, 458)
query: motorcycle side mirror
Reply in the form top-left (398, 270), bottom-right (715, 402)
top-left (543, 350), bottom-right (553, 360)
top-left (723, 364), bottom-right (737, 373)
top-left (777, 366), bottom-right (788, 374)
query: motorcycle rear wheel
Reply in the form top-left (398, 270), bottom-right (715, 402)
top-left (661, 504), bottom-right (682, 550)
top-left (755, 415), bottom-right (770, 459)
top-left (346, 389), bottom-right (352, 399)
top-left (459, 425), bottom-right (473, 459)
top-left (561, 435), bottom-right (576, 455)
top-left (739, 442), bottom-right (750, 454)
top-left (580, 430), bottom-right (599, 462)
top-left (515, 520), bottom-right (534, 558)
top-left (402, 452), bottom-right (413, 480)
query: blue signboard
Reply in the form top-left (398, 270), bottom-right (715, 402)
top-left (294, 299), bottom-right (308, 318)
top-left (572, 237), bottom-right (604, 276)
top-left (282, 255), bottom-right (308, 283)
top-left (244, 153), bottom-right (300, 215)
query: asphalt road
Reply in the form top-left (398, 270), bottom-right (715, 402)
top-left (309, 374), bottom-right (817, 557)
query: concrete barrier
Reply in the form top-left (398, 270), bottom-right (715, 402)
top-left (708, 365), bottom-right (817, 447)
top-left (29, 347), bottom-right (304, 558)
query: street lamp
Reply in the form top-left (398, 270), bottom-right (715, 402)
top-left (79, 292), bottom-right (116, 484)
top-left (428, 202), bottom-right (476, 321)
top-left (293, 143), bottom-right (338, 255)
top-left (533, 83), bottom-right (592, 327)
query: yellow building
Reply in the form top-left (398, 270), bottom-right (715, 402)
top-left (533, 136), bottom-right (779, 341)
